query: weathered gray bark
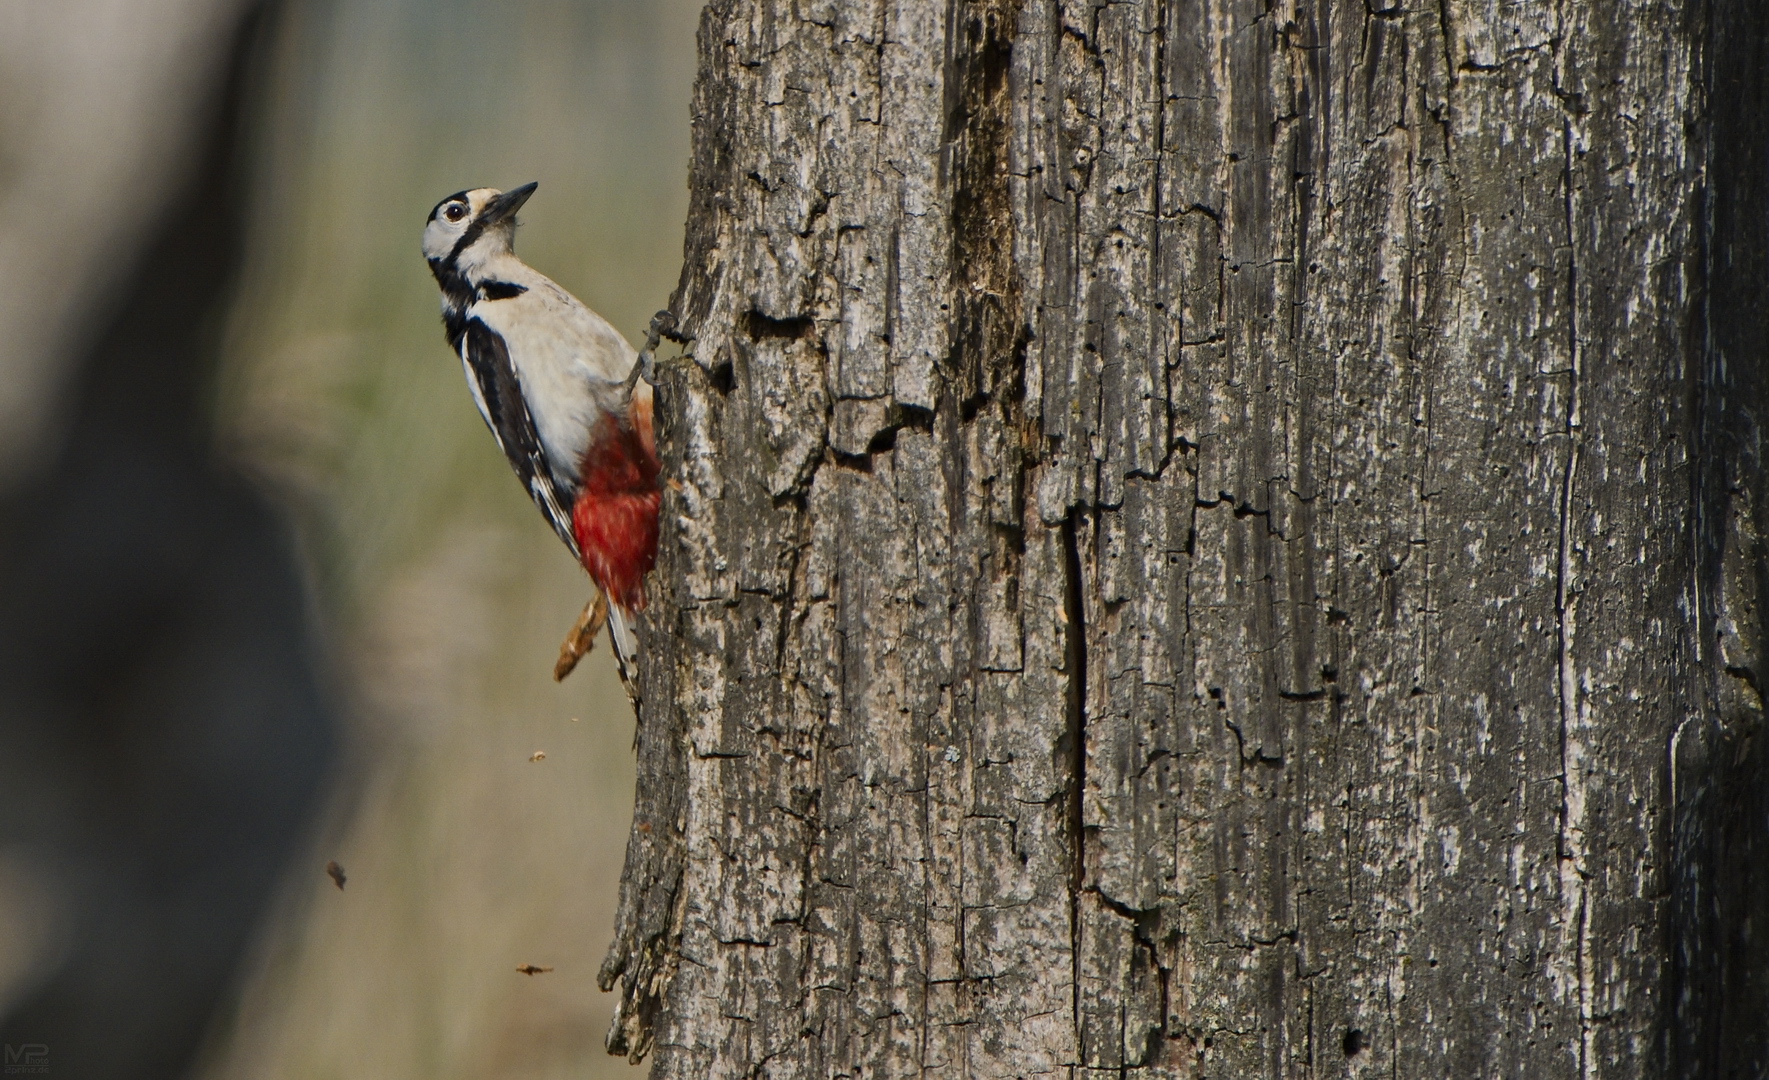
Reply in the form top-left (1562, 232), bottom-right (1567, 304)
top-left (601, 0), bottom-right (1767, 1076)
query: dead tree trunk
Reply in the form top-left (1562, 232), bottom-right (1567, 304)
top-left (600, 1), bottom-right (1768, 1076)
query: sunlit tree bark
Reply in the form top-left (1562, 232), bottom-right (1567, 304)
top-left (603, 1), bottom-right (1769, 1076)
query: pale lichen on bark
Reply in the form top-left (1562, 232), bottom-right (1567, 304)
top-left (598, 1), bottom-right (1761, 1076)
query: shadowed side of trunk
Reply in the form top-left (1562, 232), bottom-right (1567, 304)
top-left (1672, 0), bottom-right (1769, 1075)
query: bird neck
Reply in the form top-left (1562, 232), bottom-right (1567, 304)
top-left (432, 248), bottom-right (529, 347)
top-left (430, 257), bottom-right (475, 315)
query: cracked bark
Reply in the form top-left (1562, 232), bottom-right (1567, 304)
top-left (600, 0), bottom-right (1768, 1076)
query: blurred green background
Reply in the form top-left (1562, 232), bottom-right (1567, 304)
top-left (205, 2), bottom-right (697, 1077)
top-left (0, 0), bottom-right (699, 1072)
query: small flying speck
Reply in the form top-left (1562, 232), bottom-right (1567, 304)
top-left (325, 861), bottom-right (346, 890)
top-left (515, 964), bottom-right (554, 976)
top-left (530, 751), bottom-right (547, 762)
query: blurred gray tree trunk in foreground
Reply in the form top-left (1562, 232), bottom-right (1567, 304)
top-left (601, 0), bottom-right (1769, 1076)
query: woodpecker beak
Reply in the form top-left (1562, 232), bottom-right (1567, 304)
top-left (482, 182), bottom-right (538, 225)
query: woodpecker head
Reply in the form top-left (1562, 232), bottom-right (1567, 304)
top-left (423, 182), bottom-right (537, 283)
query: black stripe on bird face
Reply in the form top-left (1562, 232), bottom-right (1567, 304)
top-left (446, 182), bottom-right (536, 265)
top-left (446, 215), bottom-right (497, 266)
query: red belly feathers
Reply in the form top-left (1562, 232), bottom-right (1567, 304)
top-left (571, 395), bottom-right (660, 612)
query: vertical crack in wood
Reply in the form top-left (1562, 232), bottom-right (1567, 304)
top-left (1551, 103), bottom-right (1594, 1079)
top-left (1060, 504), bottom-right (1089, 1056)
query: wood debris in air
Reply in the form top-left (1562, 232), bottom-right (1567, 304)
top-left (515, 964), bottom-right (554, 976)
top-left (529, 750), bottom-right (547, 762)
top-left (325, 861), bottom-right (346, 890)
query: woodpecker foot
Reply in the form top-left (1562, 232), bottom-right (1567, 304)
top-left (554, 590), bottom-right (610, 682)
top-left (647, 308), bottom-right (679, 345)
top-left (626, 309), bottom-right (679, 391)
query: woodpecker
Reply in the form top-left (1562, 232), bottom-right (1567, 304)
top-left (422, 182), bottom-right (659, 692)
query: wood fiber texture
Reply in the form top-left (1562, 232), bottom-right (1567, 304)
top-left (599, 1), bottom-right (1763, 1076)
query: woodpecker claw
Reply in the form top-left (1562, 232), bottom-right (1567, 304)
top-left (554, 590), bottom-right (610, 682)
top-left (625, 310), bottom-right (678, 392)
top-left (647, 308), bottom-right (678, 345)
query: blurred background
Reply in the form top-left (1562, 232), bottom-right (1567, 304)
top-left (0, 1), bottom-right (697, 1076)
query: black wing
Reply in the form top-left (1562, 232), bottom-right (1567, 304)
top-left (460, 318), bottom-right (581, 558)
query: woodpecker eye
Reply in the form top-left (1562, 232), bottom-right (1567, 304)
top-left (444, 202), bottom-right (468, 222)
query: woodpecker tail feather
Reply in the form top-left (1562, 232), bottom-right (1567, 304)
top-left (606, 603), bottom-right (641, 707)
top-left (554, 591), bottom-right (609, 682)
top-left (553, 590), bottom-right (640, 708)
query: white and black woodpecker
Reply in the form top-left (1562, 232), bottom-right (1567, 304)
top-left (422, 182), bottom-right (661, 689)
